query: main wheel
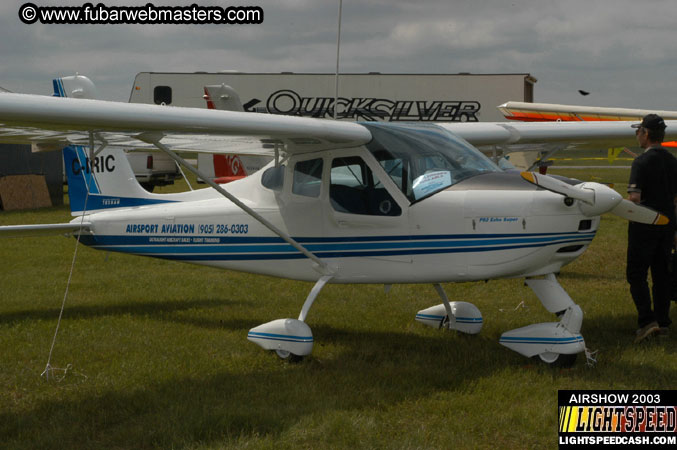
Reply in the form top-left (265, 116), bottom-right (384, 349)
top-left (275, 349), bottom-right (304, 363)
top-left (538, 352), bottom-right (577, 367)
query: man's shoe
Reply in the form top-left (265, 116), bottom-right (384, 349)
top-left (657, 327), bottom-right (670, 338)
top-left (635, 321), bottom-right (660, 343)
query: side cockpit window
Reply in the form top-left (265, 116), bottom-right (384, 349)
top-left (330, 156), bottom-right (401, 216)
top-left (292, 158), bottom-right (323, 197)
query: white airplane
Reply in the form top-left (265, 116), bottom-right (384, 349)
top-left (0, 91), bottom-right (673, 366)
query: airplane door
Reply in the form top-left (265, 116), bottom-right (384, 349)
top-left (327, 154), bottom-right (406, 225)
top-left (322, 152), bottom-right (412, 278)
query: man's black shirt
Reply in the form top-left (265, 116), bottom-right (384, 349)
top-left (628, 146), bottom-right (677, 224)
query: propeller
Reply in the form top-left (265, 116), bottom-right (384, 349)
top-left (521, 172), bottom-right (669, 225)
top-left (610, 200), bottom-right (669, 225)
top-left (521, 172), bottom-right (594, 204)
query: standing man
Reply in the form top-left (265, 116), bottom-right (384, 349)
top-left (627, 114), bottom-right (677, 342)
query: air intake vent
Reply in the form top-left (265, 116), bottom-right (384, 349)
top-left (557, 245), bottom-right (584, 253)
top-left (578, 220), bottom-right (592, 231)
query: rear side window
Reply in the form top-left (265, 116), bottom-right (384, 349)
top-left (261, 165), bottom-right (285, 191)
top-left (292, 158), bottom-right (323, 197)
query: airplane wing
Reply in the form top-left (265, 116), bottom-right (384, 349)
top-left (1, 92), bottom-right (677, 157)
top-left (0, 92), bottom-right (371, 155)
top-left (440, 120), bottom-right (677, 154)
top-left (495, 101), bottom-right (677, 154)
top-left (497, 101), bottom-right (677, 123)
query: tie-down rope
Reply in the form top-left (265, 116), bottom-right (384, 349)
top-left (41, 148), bottom-right (92, 381)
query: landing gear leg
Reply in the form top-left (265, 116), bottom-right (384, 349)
top-left (434, 283), bottom-right (455, 330)
top-left (298, 275), bottom-right (332, 323)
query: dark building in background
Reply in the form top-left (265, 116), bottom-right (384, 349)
top-left (0, 144), bottom-right (63, 208)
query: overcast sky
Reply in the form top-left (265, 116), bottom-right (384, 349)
top-left (2, 0), bottom-right (677, 111)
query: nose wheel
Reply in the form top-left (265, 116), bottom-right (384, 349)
top-left (500, 274), bottom-right (586, 366)
top-left (275, 349), bottom-right (304, 363)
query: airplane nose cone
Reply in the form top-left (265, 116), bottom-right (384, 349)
top-left (576, 182), bottom-right (622, 217)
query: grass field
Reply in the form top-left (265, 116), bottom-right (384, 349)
top-left (0, 168), bottom-right (675, 449)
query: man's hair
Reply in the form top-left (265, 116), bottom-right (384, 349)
top-left (647, 127), bottom-right (665, 143)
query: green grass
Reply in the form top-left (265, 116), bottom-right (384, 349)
top-left (551, 147), bottom-right (677, 167)
top-left (0, 169), bottom-right (675, 449)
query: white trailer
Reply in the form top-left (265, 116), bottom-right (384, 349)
top-left (129, 72), bottom-right (536, 122)
top-left (128, 72), bottom-right (537, 179)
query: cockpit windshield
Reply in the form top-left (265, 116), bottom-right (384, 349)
top-left (363, 122), bottom-right (500, 203)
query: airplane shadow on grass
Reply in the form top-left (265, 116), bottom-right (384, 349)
top-left (0, 298), bottom-right (249, 326)
top-left (1, 295), bottom-right (674, 449)
top-left (0, 323), bottom-right (512, 448)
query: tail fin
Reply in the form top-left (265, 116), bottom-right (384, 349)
top-left (52, 74), bottom-right (98, 99)
top-left (203, 84), bottom-right (244, 111)
top-left (53, 75), bottom-right (178, 215)
top-left (63, 146), bottom-right (174, 216)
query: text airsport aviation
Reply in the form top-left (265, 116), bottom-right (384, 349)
top-left (0, 90), bottom-right (672, 365)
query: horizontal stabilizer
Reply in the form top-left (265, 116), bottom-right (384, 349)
top-left (0, 222), bottom-right (91, 238)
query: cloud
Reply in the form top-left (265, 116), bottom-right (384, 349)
top-left (1, 0), bottom-right (677, 108)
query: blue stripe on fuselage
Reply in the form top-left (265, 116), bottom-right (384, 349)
top-left (77, 232), bottom-right (596, 261)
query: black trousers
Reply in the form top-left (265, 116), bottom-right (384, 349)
top-left (626, 223), bottom-right (673, 328)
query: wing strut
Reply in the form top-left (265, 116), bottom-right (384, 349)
top-left (527, 144), bottom-right (565, 173)
top-left (89, 131), bottom-right (108, 157)
top-left (140, 135), bottom-right (331, 275)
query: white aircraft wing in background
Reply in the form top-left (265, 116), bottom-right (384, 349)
top-left (494, 101), bottom-right (677, 166)
top-left (498, 100), bottom-right (677, 123)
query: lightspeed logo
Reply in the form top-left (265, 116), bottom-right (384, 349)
top-left (558, 390), bottom-right (676, 448)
